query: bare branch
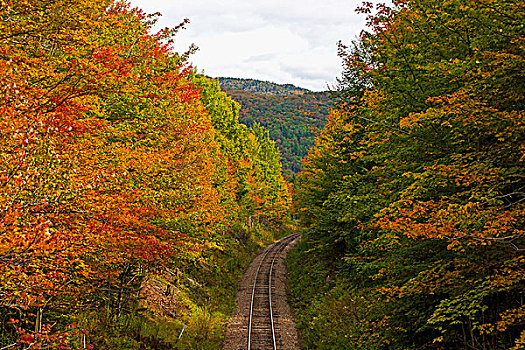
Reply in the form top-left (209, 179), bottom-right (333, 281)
top-left (478, 192), bottom-right (525, 208)
top-left (441, 230), bottom-right (525, 252)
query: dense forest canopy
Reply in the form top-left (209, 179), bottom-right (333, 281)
top-left (0, 1), bottom-right (290, 348)
top-left (291, 0), bottom-right (525, 349)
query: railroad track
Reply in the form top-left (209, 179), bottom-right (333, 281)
top-left (223, 233), bottom-right (300, 350)
top-left (246, 233), bottom-right (300, 350)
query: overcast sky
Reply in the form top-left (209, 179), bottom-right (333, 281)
top-left (128, 0), bottom-right (368, 91)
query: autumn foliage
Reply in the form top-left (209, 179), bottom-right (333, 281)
top-left (0, 0), bottom-right (290, 348)
top-left (293, 0), bottom-right (524, 349)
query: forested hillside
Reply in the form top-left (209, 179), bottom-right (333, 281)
top-left (0, 1), bottom-right (291, 349)
top-left (218, 79), bottom-right (331, 177)
top-left (290, 0), bottom-right (525, 349)
top-left (218, 77), bottom-right (309, 96)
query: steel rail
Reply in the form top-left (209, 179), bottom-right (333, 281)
top-left (247, 234), bottom-right (299, 350)
top-left (247, 243), bottom-right (272, 350)
top-left (269, 238), bottom-right (287, 350)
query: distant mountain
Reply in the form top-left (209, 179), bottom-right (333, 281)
top-left (216, 77), bottom-right (332, 179)
top-left (218, 77), bottom-right (309, 96)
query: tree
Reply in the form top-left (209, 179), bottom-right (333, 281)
top-left (0, 1), bottom-right (228, 347)
top-left (293, 0), bottom-right (525, 348)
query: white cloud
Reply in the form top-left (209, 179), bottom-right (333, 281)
top-left (129, 0), bottom-right (367, 91)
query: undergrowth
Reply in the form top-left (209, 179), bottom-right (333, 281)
top-left (286, 237), bottom-right (352, 350)
top-left (74, 223), bottom-right (293, 349)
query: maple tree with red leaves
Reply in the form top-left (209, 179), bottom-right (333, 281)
top-left (0, 0), bottom-right (290, 348)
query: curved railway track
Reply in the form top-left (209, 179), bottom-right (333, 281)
top-left (223, 233), bottom-right (300, 350)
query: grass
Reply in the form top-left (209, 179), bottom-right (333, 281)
top-left (73, 223), bottom-right (293, 349)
